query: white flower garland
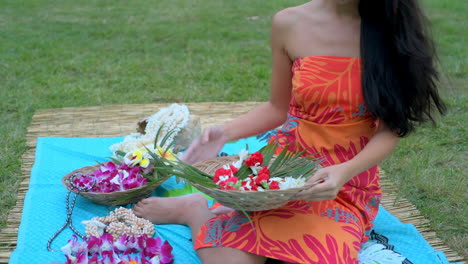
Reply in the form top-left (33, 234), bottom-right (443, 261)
top-left (110, 103), bottom-right (190, 155)
top-left (82, 207), bottom-right (155, 240)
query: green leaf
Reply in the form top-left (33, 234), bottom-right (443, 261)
top-left (259, 143), bottom-right (276, 167)
top-left (108, 157), bottom-right (122, 165)
top-left (115, 150), bottom-right (127, 158)
top-left (159, 128), bottom-right (178, 149)
top-left (153, 125), bottom-right (165, 149)
top-left (234, 163), bottom-right (251, 179)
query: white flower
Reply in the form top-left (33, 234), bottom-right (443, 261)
top-left (121, 170), bottom-right (129, 179)
top-left (269, 176), bottom-right (306, 189)
top-left (150, 255), bottom-right (161, 264)
top-left (81, 220), bottom-right (107, 236)
top-left (249, 165), bottom-right (262, 175)
top-left (110, 175), bottom-right (120, 185)
top-left (231, 149), bottom-right (249, 169)
top-left (109, 103), bottom-right (190, 156)
top-left (238, 149), bottom-right (249, 161)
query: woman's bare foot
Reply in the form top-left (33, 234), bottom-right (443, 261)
top-left (133, 193), bottom-right (208, 225)
top-left (211, 205), bottom-right (235, 216)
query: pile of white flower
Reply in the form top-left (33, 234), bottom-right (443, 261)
top-left (110, 103), bottom-right (190, 156)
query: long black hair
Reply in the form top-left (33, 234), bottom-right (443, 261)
top-left (359, 0), bottom-right (446, 137)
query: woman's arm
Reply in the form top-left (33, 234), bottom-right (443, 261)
top-left (220, 11), bottom-right (295, 141)
top-left (181, 11), bottom-right (294, 164)
top-left (294, 122), bottom-right (400, 201)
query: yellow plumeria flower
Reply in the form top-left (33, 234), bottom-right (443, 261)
top-left (139, 157), bottom-right (150, 168)
top-left (155, 146), bottom-right (177, 161)
top-left (124, 149), bottom-right (150, 167)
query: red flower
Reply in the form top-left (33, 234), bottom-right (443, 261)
top-left (240, 178), bottom-right (258, 191)
top-left (213, 168), bottom-right (233, 183)
top-left (269, 180), bottom-right (280, 190)
top-left (229, 164), bottom-right (239, 174)
top-left (225, 176), bottom-right (239, 186)
top-left (250, 183), bottom-right (258, 191)
top-left (245, 152), bottom-right (263, 167)
top-left (218, 176), bottom-right (239, 190)
top-left (255, 174), bottom-right (270, 186)
top-left (258, 166), bottom-right (270, 176)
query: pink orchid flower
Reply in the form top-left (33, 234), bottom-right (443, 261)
top-left (143, 236), bottom-right (162, 258)
top-left (88, 253), bottom-right (99, 264)
top-left (75, 251), bottom-right (88, 264)
top-left (61, 235), bottom-right (80, 257)
top-left (123, 235), bottom-right (140, 255)
top-left (114, 234), bottom-right (129, 254)
top-left (87, 236), bottom-right (102, 255)
top-left (100, 233), bottom-right (114, 259)
top-left (160, 240), bottom-right (174, 264)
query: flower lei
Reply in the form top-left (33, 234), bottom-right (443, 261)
top-left (55, 233), bottom-right (173, 264)
top-left (83, 208), bottom-right (154, 240)
top-left (109, 103), bottom-right (190, 155)
top-left (213, 150), bottom-right (306, 191)
top-left (48, 208), bottom-right (172, 264)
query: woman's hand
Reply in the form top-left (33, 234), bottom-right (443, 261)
top-left (180, 126), bottom-right (228, 165)
top-left (292, 163), bottom-right (353, 201)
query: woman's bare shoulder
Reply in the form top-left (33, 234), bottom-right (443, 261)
top-left (272, 4), bottom-right (317, 32)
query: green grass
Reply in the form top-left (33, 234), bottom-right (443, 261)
top-left (0, 0), bottom-right (466, 259)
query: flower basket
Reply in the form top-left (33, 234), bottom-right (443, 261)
top-left (62, 163), bottom-right (165, 206)
top-left (191, 155), bottom-right (316, 211)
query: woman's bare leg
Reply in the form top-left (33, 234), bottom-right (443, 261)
top-left (133, 193), bottom-right (267, 264)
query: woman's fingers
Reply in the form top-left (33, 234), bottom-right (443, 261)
top-left (292, 169), bottom-right (337, 201)
top-left (179, 126), bottom-right (226, 164)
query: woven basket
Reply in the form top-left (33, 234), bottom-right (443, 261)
top-left (192, 155), bottom-right (316, 211)
top-left (62, 163), bottom-right (164, 206)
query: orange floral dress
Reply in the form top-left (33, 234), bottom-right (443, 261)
top-left (194, 56), bottom-right (382, 264)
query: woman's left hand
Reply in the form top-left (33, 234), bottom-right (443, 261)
top-left (292, 163), bottom-right (353, 201)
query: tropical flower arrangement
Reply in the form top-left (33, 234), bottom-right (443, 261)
top-left (212, 149), bottom-right (308, 191)
top-left (163, 143), bottom-right (318, 191)
top-left (152, 143), bottom-right (320, 212)
top-left (67, 104), bottom-right (194, 197)
top-left (63, 126), bottom-right (180, 206)
top-left (70, 147), bottom-right (177, 194)
top-left (52, 233), bottom-right (173, 264)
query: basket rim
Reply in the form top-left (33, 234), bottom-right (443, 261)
top-left (190, 181), bottom-right (309, 194)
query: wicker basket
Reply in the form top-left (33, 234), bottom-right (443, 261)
top-left (62, 163), bottom-right (164, 206)
top-left (192, 155), bottom-right (316, 211)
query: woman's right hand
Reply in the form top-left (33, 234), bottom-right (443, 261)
top-left (179, 126), bottom-right (228, 165)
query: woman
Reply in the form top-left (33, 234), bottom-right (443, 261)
top-left (133, 0), bottom-right (446, 263)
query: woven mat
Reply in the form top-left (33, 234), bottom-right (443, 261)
top-left (0, 102), bottom-right (464, 263)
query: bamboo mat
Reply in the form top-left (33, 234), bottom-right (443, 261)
top-left (0, 102), bottom-right (464, 263)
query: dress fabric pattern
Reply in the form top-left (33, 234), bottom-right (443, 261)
top-left (194, 56), bottom-right (382, 264)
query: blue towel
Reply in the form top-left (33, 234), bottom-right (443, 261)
top-left (8, 137), bottom-right (461, 264)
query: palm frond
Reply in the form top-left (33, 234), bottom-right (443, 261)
top-left (152, 126), bottom-right (165, 150)
top-left (234, 163), bottom-right (250, 179)
top-left (259, 143), bottom-right (276, 167)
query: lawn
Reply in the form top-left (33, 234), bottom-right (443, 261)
top-left (0, 0), bottom-right (466, 259)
